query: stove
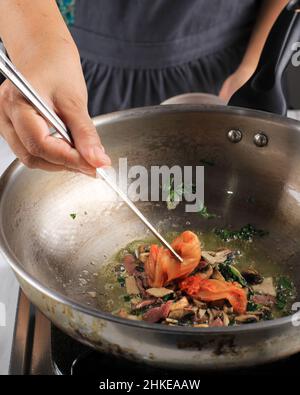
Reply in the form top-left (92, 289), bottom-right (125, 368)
top-left (9, 290), bottom-right (300, 378)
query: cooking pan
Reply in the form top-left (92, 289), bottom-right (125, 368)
top-left (0, 2), bottom-right (300, 370)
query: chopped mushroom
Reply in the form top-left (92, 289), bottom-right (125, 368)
top-left (235, 314), bottom-right (259, 324)
top-left (193, 324), bottom-right (209, 328)
top-left (201, 249), bottom-right (231, 266)
top-left (198, 309), bottom-right (207, 321)
top-left (192, 299), bottom-right (207, 309)
top-left (168, 308), bottom-right (194, 320)
top-left (125, 276), bottom-right (140, 295)
top-left (241, 268), bottom-right (263, 285)
top-left (211, 268), bottom-right (225, 281)
top-left (165, 318), bottom-right (179, 324)
top-left (200, 264), bottom-right (213, 279)
top-left (169, 297), bottom-right (189, 311)
top-left (252, 277), bottom-right (276, 297)
top-left (139, 252), bottom-right (150, 264)
top-left (222, 312), bottom-right (230, 326)
top-left (114, 232), bottom-right (295, 327)
top-left (146, 287), bottom-right (174, 298)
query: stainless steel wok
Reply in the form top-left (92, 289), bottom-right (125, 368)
top-left (1, 2), bottom-right (300, 370)
top-left (1, 104), bottom-right (300, 369)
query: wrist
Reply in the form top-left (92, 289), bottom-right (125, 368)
top-left (9, 35), bottom-right (79, 71)
top-left (235, 61), bottom-right (257, 79)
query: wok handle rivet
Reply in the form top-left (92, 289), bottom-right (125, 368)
top-left (253, 132), bottom-right (268, 147)
top-left (227, 129), bottom-right (242, 143)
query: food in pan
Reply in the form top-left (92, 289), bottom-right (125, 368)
top-left (99, 230), bottom-right (296, 327)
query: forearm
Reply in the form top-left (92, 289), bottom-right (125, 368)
top-left (240, 0), bottom-right (289, 71)
top-left (0, 0), bottom-right (78, 67)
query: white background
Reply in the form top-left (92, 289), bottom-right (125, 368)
top-left (0, 137), bottom-right (18, 375)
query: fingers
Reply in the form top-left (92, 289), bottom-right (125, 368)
top-left (5, 97), bottom-right (95, 174)
top-left (58, 99), bottom-right (111, 168)
top-left (0, 116), bottom-right (68, 172)
top-left (0, 81), bottom-right (109, 173)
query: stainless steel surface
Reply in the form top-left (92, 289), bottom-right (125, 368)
top-left (1, 104), bottom-right (300, 369)
top-left (0, 51), bottom-right (181, 262)
top-left (9, 291), bottom-right (53, 375)
top-left (161, 92), bottom-right (226, 106)
top-left (227, 129), bottom-right (243, 143)
top-left (96, 167), bottom-right (183, 262)
top-left (253, 132), bottom-right (269, 147)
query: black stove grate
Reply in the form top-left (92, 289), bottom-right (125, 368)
top-left (9, 291), bottom-right (300, 376)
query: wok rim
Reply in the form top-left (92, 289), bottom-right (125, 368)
top-left (0, 104), bottom-right (299, 335)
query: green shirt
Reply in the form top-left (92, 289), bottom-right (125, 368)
top-left (57, 0), bottom-right (76, 25)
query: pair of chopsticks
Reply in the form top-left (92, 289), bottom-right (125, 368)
top-left (0, 50), bottom-right (183, 262)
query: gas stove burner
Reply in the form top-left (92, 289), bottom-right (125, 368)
top-left (8, 292), bottom-right (300, 376)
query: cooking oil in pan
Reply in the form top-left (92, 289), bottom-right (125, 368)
top-left (95, 230), bottom-right (296, 317)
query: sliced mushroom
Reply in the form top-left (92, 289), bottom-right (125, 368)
top-left (252, 277), bottom-right (276, 297)
top-left (169, 296), bottom-right (190, 311)
top-left (223, 305), bottom-right (233, 314)
top-left (207, 309), bottom-right (215, 323)
top-left (235, 314), bottom-right (259, 324)
top-left (211, 268), bottom-right (225, 281)
top-left (168, 308), bottom-right (194, 320)
top-left (215, 249), bottom-right (232, 262)
top-left (192, 299), bottom-right (208, 309)
top-left (222, 312), bottom-right (230, 326)
top-left (118, 308), bottom-right (129, 318)
top-left (139, 252), bottom-right (150, 264)
top-left (208, 299), bottom-right (226, 309)
top-left (202, 249), bottom-right (232, 266)
top-left (165, 318), bottom-right (179, 325)
top-left (125, 276), bottom-right (140, 295)
top-left (241, 268), bottom-right (263, 285)
top-left (200, 264), bottom-right (213, 279)
top-left (146, 287), bottom-right (174, 298)
top-left (198, 309), bottom-right (207, 320)
top-left (138, 244), bottom-right (150, 254)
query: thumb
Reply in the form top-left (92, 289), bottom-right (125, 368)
top-left (61, 106), bottom-right (111, 168)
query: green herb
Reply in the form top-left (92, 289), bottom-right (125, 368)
top-left (162, 294), bottom-right (174, 302)
top-left (132, 306), bottom-right (151, 316)
top-left (247, 301), bottom-right (258, 311)
top-left (117, 276), bottom-right (125, 287)
top-left (276, 276), bottom-right (296, 312)
top-left (219, 263), bottom-right (247, 287)
top-left (198, 206), bottom-right (217, 219)
top-left (70, 213), bottom-right (77, 220)
top-left (215, 224), bottom-right (268, 242)
top-left (163, 176), bottom-right (196, 210)
top-left (247, 301), bottom-right (262, 312)
top-left (123, 295), bottom-right (131, 302)
top-left (163, 175), bottom-right (181, 210)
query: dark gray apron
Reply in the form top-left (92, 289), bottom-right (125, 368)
top-left (70, 0), bottom-right (260, 116)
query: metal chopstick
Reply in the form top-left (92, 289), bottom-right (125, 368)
top-left (0, 51), bottom-right (183, 262)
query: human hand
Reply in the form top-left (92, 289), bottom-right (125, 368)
top-left (0, 44), bottom-right (111, 175)
top-left (219, 65), bottom-right (256, 104)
